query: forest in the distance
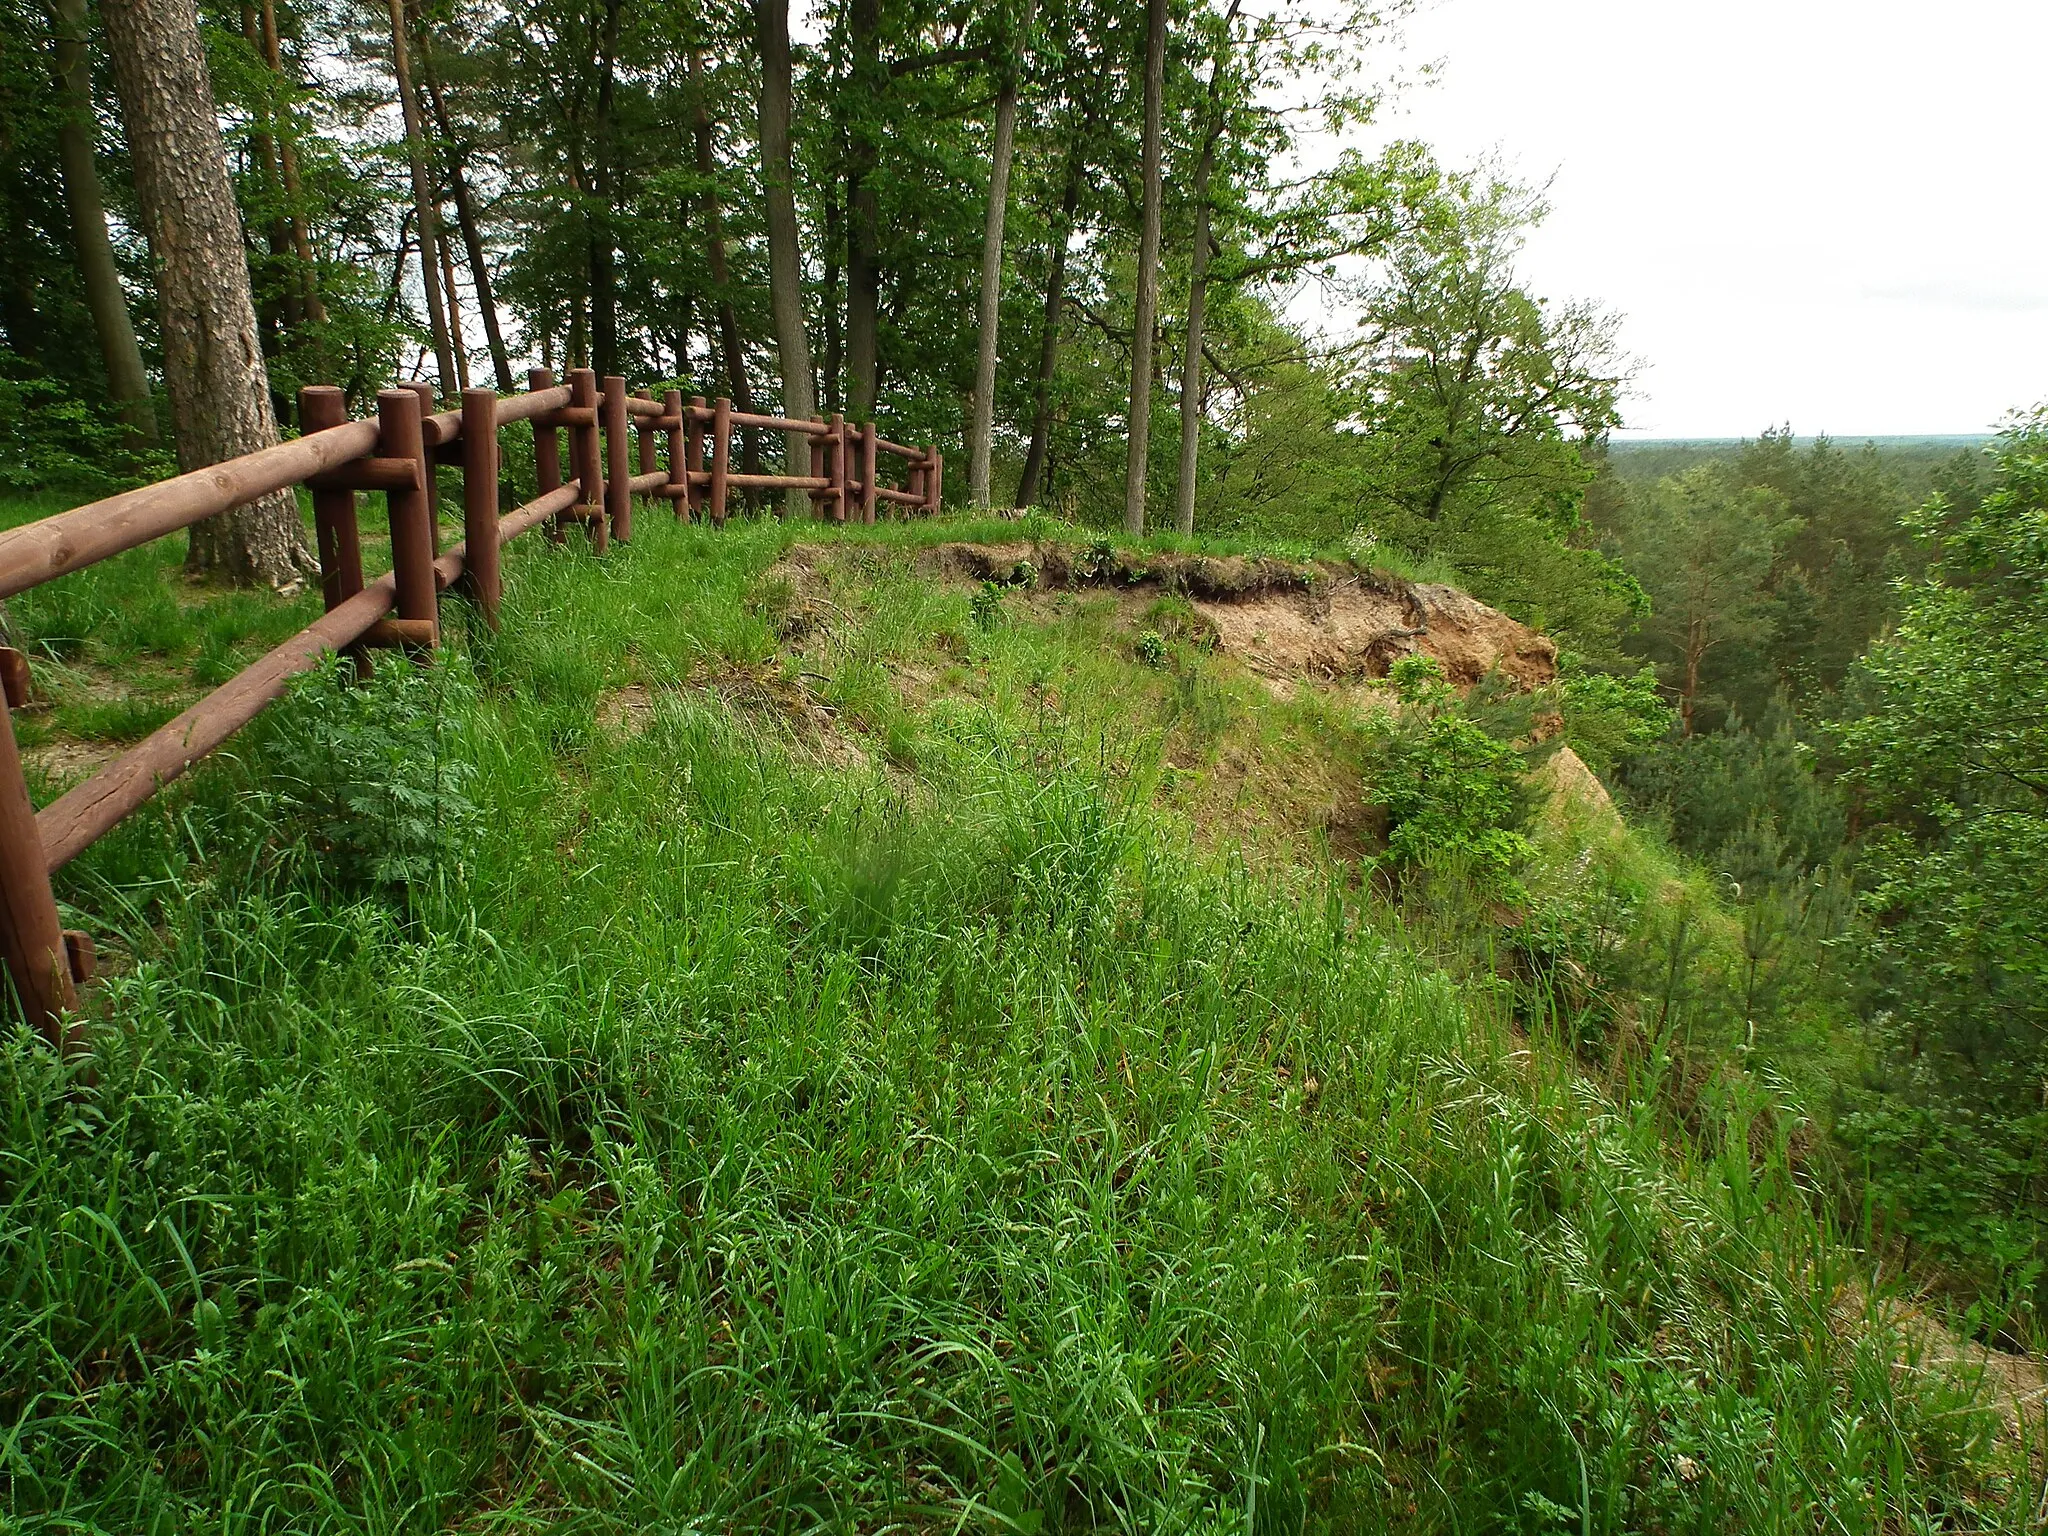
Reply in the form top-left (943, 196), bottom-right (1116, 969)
top-left (4, 0), bottom-right (2048, 1396)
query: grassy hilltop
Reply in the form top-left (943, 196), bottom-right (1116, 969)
top-left (0, 507), bottom-right (2035, 1531)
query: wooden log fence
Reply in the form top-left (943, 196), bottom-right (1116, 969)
top-left (0, 367), bottom-right (943, 1050)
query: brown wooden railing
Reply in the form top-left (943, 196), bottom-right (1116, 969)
top-left (0, 366), bottom-right (943, 1049)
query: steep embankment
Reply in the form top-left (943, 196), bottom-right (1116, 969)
top-left (2, 516), bottom-right (2029, 1531)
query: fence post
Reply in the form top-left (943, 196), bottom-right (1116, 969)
top-left (927, 448), bottom-right (943, 513)
top-left (807, 417), bottom-right (826, 520)
top-left (378, 387), bottom-right (439, 651)
top-left (460, 387), bottom-right (500, 627)
top-left (711, 397), bottom-right (731, 527)
top-left (861, 423), bottom-right (878, 524)
top-left (529, 366), bottom-right (564, 543)
top-left (828, 413), bottom-right (847, 523)
top-left (904, 451), bottom-right (924, 520)
top-left (405, 379), bottom-right (441, 535)
top-left (635, 389), bottom-right (659, 527)
top-left (686, 396), bottom-right (706, 521)
top-left (568, 368), bottom-right (606, 554)
top-left (0, 697), bottom-right (79, 1053)
top-left (300, 385), bottom-right (364, 613)
top-left (602, 375), bottom-right (631, 545)
top-left (664, 389), bottom-right (687, 519)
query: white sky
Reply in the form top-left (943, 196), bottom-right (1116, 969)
top-left (1364, 0), bottom-right (2048, 438)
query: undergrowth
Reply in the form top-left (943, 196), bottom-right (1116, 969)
top-left (0, 512), bottom-right (2033, 1531)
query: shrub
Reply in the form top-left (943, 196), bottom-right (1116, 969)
top-left (258, 660), bottom-right (480, 891)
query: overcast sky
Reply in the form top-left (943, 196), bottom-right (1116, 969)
top-left (1362, 0), bottom-right (2048, 438)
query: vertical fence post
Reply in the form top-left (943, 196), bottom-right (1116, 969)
top-left (300, 385), bottom-right (364, 614)
top-left (860, 423), bottom-right (878, 524)
top-left (686, 396), bottom-right (706, 521)
top-left (378, 387), bottom-right (439, 651)
top-left (664, 389), bottom-right (687, 520)
top-left (603, 376), bottom-right (631, 545)
top-left (568, 368), bottom-right (606, 555)
top-left (460, 387), bottom-right (501, 628)
top-left (711, 397), bottom-right (731, 527)
top-left (807, 417), bottom-right (826, 521)
top-left (405, 379), bottom-right (441, 537)
top-left (924, 448), bottom-right (942, 514)
top-left (904, 451), bottom-right (924, 520)
top-left (635, 389), bottom-right (658, 527)
top-left (529, 366), bottom-right (564, 543)
top-left (0, 698), bottom-right (79, 1052)
top-left (829, 413), bottom-right (847, 523)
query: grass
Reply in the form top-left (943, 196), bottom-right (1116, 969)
top-left (0, 503), bottom-right (2037, 1530)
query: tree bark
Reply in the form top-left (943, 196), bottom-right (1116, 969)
top-left (101, 0), bottom-right (313, 586)
top-left (588, 0), bottom-right (623, 382)
top-left (966, 0), bottom-right (1034, 510)
top-left (257, 0), bottom-right (325, 330)
top-left (421, 46), bottom-right (511, 390)
top-left (844, 0), bottom-right (880, 419)
top-left (1175, 25), bottom-right (1235, 539)
top-left (756, 0), bottom-right (816, 515)
top-left (689, 49), bottom-right (762, 477)
top-left (49, 0), bottom-right (155, 445)
top-left (1123, 0), bottom-right (1167, 536)
top-left (1013, 143), bottom-right (1081, 510)
top-left (387, 0), bottom-right (454, 401)
top-left (436, 200), bottom-right (470, 390)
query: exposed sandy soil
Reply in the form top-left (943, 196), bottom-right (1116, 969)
top-left (905, 540), bottom-right (1558, 690)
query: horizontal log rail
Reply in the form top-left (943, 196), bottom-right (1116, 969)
top-left (0, 364), bottom-right (947, 1052)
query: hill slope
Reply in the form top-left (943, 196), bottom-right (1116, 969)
top-left (0, 514), bottom-right (2028, 1531)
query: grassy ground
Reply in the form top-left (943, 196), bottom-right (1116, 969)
top-left (0, 502), bottom-right (2036, 1531)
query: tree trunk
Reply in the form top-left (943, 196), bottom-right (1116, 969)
top-left (589, 0), bottom-right (623, 382)
top-left (756, 0), bottom-right (816, 515)
top-left (689, 49), bottom-right (762, 478)
top-left (967, 0), bottom-right (1034, 511)
top-left (257, 0), bottom-right (325, 330)
top-left (1175, 34), bottom-right (1234, 539)
top-left (421, 49), bottom-right (511, 390)
top-left (101, 0), bottom-right (312, 586)
top-left (1681, 618), bottom-right (1705, 737)
top-left (844, 0), bottom-right (880, 420)
top-left (1014, 143), bottom-right (1081, 510)
top-left (387, 0), bottom-right (455, 401)
top-left (1123, 0), bottom-right (1167, 537)
top-left (1172, 196), bottom-right (1211, 538)
top-left (49, 0), bottom-right (155, 445)
top-left (436, 204), bottom-right (470, 390)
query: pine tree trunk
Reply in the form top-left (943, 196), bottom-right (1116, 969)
top-left (1172, 195), bottom-right (1210, 538)
top-left (1014, 144), bottom-right (1081, 510)
top-left (1123, 0), bottom-right (1167, 537)
top-left (422, 51), bottom-right (510, 390)
top-left (689, 49), bottom-right (762, 478)
top-left (967, 0), bottom-right (1034, 511)
top-left (844, 0), bottom-right (880, 420)
top-left (756, 0), bottom-right (816, 515)
top-left (50, 0), bottom-right (155, 446)
top-left (588, 0), bottom-right (622, 382)
top-left (101, 0), bottom-right (313, 586)
top-left (387, 0), bottom-right (455, 400)
top-left (257, 0), bottom-right (326, 331)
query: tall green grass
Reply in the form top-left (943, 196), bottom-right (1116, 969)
top-left (0, 513), bottom-right (2030, 1531)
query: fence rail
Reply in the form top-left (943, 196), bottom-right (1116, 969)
top-left (0, 366), bottom-right (942, 1050)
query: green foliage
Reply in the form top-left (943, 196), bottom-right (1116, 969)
top-left (1556, 657), bottom-right (1675, 776)
top-left (256, 661), bottom-right (480, 891)
top-left (1830, 410), bottom-right (2048, 1297)
top-left (0, 514), bottom-right (2020, 1530)
top-left (1134, 627), bottom-right (1167, 667)
top-left (970, 578), bottom-right (1007, 630)
top-left (1365, 655), bottom-right (1533, 893)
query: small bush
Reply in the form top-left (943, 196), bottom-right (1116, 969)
top-left (1134, 630), bottom-right (1167, 668)
top-left (258, 661), bottom-right (480, 890)
top-left (1366, 654), bottom-right (1533, 894)
top-left (970, 580), bottom-right (1006, 631)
